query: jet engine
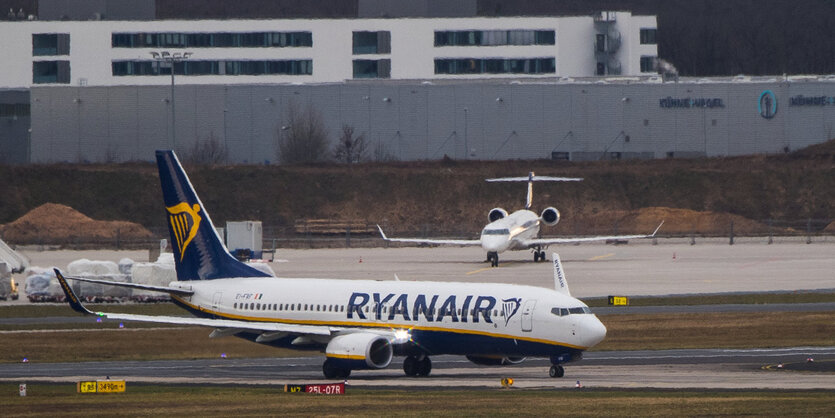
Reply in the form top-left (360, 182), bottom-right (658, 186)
top-left (325, 333), bottom-right (393, 369)
top-left (540, 207), bottom-right (560, 226)
top-left (466, 355), bottom-right (526, 366)
top-left (488, 208), bottom-right (508, 223)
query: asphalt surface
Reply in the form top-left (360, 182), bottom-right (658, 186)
top-left (2, 347), bottom-right (833, 389)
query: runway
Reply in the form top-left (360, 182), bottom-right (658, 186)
top-left (2, 347), bottom-right (833, 389)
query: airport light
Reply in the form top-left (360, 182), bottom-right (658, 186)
top-left (150, 51), bottom-right (193, 150)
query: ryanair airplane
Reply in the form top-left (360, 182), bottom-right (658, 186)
top-left (378, 172), bottom-right (662, 267)
top-left (55, 151), bottom-right (607, 379)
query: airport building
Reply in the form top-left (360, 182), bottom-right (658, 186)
top-left (0, 1), bottom-right (834, 164)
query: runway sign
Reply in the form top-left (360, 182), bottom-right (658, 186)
top-left (608, 296), bottom-right (629, 306)
top-left (77, 380), bottom-right (126, 393)
top-left (284, 383), bottom-right (345, 394)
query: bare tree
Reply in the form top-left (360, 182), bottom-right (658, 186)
top-left (184, 131), bottom-right (228, 165)
top-left (332, 125), bottom-right (367, 164)
top-left (276, 102), bottom-right (329, 164)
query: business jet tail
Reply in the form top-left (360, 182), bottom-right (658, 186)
top-left (486, 172), bottom-right (582, 209)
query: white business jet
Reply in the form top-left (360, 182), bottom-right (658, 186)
top-left (55, 152), bottom-right (606, 379)
top-left (379, 172), bottom-right (662, 266)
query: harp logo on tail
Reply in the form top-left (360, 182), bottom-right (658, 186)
top-left (167, 202), bottom-right (202, 261)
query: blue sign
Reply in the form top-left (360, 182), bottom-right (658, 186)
top-left (759, 90), bottom-right (777, 119)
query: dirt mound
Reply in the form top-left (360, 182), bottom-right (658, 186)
top-left (575, 207), bottom-right (775, 236)
top-left (0, 203), bottom-right (153, 244)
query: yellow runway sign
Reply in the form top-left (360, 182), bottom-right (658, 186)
top-left (78, 380), bottom-right (126, 393)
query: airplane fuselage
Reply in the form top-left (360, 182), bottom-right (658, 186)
top-left (169, 276), bottom-right (606, 359)
top-left (480, 210), bottom-right (542, 253)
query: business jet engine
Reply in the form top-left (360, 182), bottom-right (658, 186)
top-left (465, 355), bottom-right (526, 366)
top-left (325, 332), bottom-right (394, 369)
top-left (540, 207), bottom-right (560, 226)
top-left (488, 208), bottom-right (508, 223)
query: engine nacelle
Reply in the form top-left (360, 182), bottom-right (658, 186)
top-left (325, 333), bottom-right (393, 370)
top-left (488, 208), bottom-right (508, 223)
top-left (540, 207), bottom-right (560, 226)
top-left (466, 355), bottom-right (527, 366)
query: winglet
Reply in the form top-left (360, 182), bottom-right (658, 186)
top-left (376, 224), bottom-right (389, 240)
top-left (651, 221), bottom-right (665, 237)
top-left (54, 269), bottom-right (95, 316)
top-left (552, 253), bottom-right (571, 296)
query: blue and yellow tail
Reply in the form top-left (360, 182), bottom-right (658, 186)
top-left (156, 150), bottom-right (270, 280)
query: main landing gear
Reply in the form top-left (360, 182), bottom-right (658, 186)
top-left (322, 358), bottom-right (351, 379)
top-left (532, 246), bottom-right (546, 263)
top-left (549, 365), bottom-right (565, 378)
top-left (403, 355), bottom-right (432, 377)
top-left (486, 251), bottom-right (499, 267)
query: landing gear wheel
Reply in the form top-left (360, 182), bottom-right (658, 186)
top-left (549, 365), bottom-right (564, 378)
top-left (403, 356), bottom-right (419, 376)
top-left (323, 358), bottom-right (351, 379)
top-left (416, 356), bottom-right (432, 376)
top-left (539, 251), bottom-right (546, 261)
top-left (487, 252), bottom-right (499, 267)
top-left (534, 251), bottom-right (541, 262)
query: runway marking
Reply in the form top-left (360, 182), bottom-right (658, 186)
top-left (588, 253), bottom-right (615, 261)
top-left (466, 261), bottom-right (520, 275)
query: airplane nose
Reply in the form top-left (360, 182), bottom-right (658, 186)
top-left (581, 315), bottom-right (607, 348)
top-left (481, 236), bottom-right (508, 252)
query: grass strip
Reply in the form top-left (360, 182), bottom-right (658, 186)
top-left (584, 292), bottom-right (835, 307)
top-left (1, 384), bottom-right (833, 417)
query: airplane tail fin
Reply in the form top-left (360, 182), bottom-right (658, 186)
top-left (552, 253), bottom-right (571, 296)
top-left (486, 172), bottom-right (583, 210)
top-left (156, 150), bottom-right (271, 280)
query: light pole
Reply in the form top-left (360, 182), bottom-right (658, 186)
top-left (150, 51), bottom-right (192, 150)
top-left (463, 107), bottom-right (468, 160)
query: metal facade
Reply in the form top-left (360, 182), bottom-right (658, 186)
top-left (26, 79), bottom-right (835, 163)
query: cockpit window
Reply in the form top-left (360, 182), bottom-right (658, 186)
top-left (482, 229), bottom-right (510, 235)
top-left (551, 307), bottom-right (591, 316)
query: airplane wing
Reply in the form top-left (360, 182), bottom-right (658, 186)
top-left (54, 269), bottom-right (332, 336)
top-left (377, 225), bottom-right (481, 246)
top-left (57, 274), bottom-right (194, 296)
top-left (523, 221), bottom-right (664, 247)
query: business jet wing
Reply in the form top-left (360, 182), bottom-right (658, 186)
top-left (377, 225), bottom-right (481, 246)
top-left (54, 269), bottom-right (332, 336)
top-left (523, 222), bottom-right (664, 246)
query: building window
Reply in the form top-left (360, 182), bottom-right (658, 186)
top-left (111, 32), bottom-right (313, 48)
top-left (596, 62), bottom-right (606, 75)
top-left (434, 58), bottom-right (555, 75)
top-left (352, 31), bottom-right (390, 55)
top-left (33, 34), bottom-right (70, 56)
top-left (353, 59), bottom-right (391, 78)
top-left (112, 60), bottom-right (312, 76)
top-left (0, 103), bottom-right (30, 118)
top-left (640, 56), bottom-right (656, 73)
top-left (33, 60), bottom-right (70, 84)
top-left (640, 28), bottom-right (657, 45)
top-left (435, 30), bottom-right (555, 47)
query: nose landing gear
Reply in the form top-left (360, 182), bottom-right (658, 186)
top-left (548, 365), bottom-right (565, 378)
top-left (486, 251), bottom-right (499, 267)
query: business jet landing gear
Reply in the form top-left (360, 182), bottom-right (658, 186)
top-left (403, 355), bottom-right (432, 376)
top-left (322, 358), bottom-right (351, 379)
top-left (549, 365), bottom-right (565, 378)
top-left (533, 247), bottom-right (546, 262)
top-left (486, 252), bottom-right (499, 267)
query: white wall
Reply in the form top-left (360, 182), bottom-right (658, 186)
top-left (0, 14), bottom-right (657, 88)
